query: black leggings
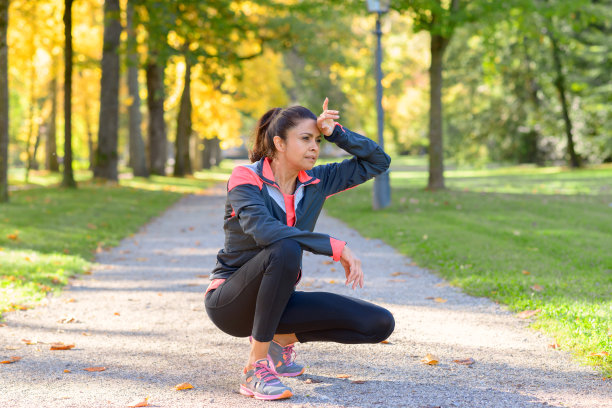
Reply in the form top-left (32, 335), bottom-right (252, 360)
top-left (205, 239), bottom-right (395, 343)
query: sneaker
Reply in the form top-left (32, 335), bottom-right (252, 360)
top-left (267, 340), bottom-right (305, 377)
top-left (248, 336), bottom-right (306, 377)
top-left (239, 359), bottom-right (293, 400)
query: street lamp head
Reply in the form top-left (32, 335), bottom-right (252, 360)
top-left (366, 0), bottom-right (390, 13)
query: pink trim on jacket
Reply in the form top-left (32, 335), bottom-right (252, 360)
top-left (330, 237), bottom-right (346, 262)
top-left (228, 166), bottom-right (263, 192)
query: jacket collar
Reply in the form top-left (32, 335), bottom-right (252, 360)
top-left (258, 157), bottom-right (319, 187)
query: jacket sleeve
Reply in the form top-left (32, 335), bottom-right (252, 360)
top-left (228, 171), bottom-right (346, 261)
top-left (312, 123), bottom-right (391, 198)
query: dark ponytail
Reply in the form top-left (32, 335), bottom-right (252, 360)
top-left (249, 106), bottom-right (318, 162)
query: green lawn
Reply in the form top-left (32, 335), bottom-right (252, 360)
top-left (325, 160), bottom-right (612, 377)
top-left (0, 165), bottom-right (232, 315)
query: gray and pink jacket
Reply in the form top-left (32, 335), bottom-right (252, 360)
top-left (208, 123), bottom-right (391, 288)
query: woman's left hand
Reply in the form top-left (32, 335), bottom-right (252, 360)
top-left (317, 97), bottom-right (340, 137)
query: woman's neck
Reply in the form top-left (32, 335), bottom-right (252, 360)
top-left (269, 158), bottom-right (298, 195)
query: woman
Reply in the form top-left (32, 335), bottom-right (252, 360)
top-left (205, 98), bottom-right (395, 400)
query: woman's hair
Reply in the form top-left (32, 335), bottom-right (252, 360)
top-left (249, 106), bottom-right (317, 162)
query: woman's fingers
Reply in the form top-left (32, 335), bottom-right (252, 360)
top-left (322, 97), bottom-right (328, 111)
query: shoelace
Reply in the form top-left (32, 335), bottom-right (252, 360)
top-left (281, 344), bottom-right (297, 366)
top-left (254, 362), bottom-right (281, 385)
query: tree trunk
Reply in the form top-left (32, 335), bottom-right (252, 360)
top-left (547, 29), bottom-right (580, 168)
top-left (202, 137), bottom-right (222, 169)
top-left (427, 32), bottom-right (449, 190)
top-left (173, 55), bottom-right (192, 177)
top-left (213, 136), bottom-right (222, 166)
top-left (62, 0), bottom-right (76, 188)
top-left (126, 0), bottom-right (148, 177)
top-left (81, 73), bottom-right (94, 170)
top-left (202, 138), bottom-right (213, 169)
top-left (46, 70), bottom-right (59, 171)
top-left (29, 125), bottom-right (42, 171)
top-left (94, 0), bottom-right (121, 181)
top-left (146, 61), bottom-right (167, 175)
top-left (0, 0), bottom-right (9, 202)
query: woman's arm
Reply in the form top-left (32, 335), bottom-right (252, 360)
top-left (228, 181), bottom-right (346, 261)
top-left (312, 123), bottom-right (391, 198)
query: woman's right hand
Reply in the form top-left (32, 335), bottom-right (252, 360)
top-left (340, 245), bottom-right (364, 289)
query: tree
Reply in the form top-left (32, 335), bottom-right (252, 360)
top-left (45, 58), bottom-right (59, 172)
top-left (62, 0), bottom-right (76, 188)
top-left (93, 0), bottom-right (121, 181)
top-left (392, 0), bottom-right (461, 190)
top-left (126, 0), bottom-right (147, 177)
top-left (173, 49), bottom-right (192, 176)
top-left (0, 0), bottom-right (8, 202)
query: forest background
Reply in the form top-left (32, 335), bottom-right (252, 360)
top-left (0, 0), bottom-right (610, 196)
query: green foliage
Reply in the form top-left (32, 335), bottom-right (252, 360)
top-left (325, 160), bottom-right (612, 375)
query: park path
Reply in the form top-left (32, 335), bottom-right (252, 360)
top-left (1, 186), bottom-right (610, 408)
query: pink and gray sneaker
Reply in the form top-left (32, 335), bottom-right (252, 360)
top-left (248, 336), bottom-right (306, 377)
top-left (267, 340), bottom-right (306, 377)
top-left (239, 358), bottom-right (293, 400)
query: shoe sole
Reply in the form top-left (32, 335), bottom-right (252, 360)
top-left (240, 385), bottom-right (293, 400)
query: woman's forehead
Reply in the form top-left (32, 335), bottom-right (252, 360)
top-left (290, 119), bottom-right (319, 136)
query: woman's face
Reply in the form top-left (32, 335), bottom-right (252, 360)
top-left (275, 119), bottom-right (322, 171)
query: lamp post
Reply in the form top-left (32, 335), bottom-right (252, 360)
top-left (367, 0), bottom-right (391, 210)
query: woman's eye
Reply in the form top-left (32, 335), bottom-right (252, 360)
top-left (316, 139), bottom-right (322, 144)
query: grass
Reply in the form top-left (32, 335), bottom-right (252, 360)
top-left (325, 160), bottom-right (612, 377)
top-left (0, 164), bottom-right (232, 316)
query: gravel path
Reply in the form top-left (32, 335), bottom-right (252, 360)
top-left (1, 189), bottom-right (610, 408)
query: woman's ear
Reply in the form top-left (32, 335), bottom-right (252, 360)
top-left (273, 135), bottom-right (285, 153)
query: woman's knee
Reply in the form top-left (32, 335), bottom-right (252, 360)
top-left (366, 308), bottom-right (395, 343)
top-left (265, 239), bottom-right (302, 274)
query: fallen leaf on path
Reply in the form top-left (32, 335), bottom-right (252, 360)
top-left (127, 397), bottom-right (149, 407)
top-left (84, 367), bottom-right (106, 372)
top-left (590, 351), bottom-right (609, 357)
top-left (388, 279), bottom-right (406, 282)
top-left (335, 374), bottom-right (351, 379)
top-left (63, 369), bottom-right (71, 373)
top-left (522, 270), bottom-right (530, 275)
top-left (50, 343), bottom-right (75, 350)
top-left (351, 380), bottom-right (366, 384)
top-left (189, 227), bottom-right (195, 231)
top-left (421, 354), bottom-right (439, 365)
top-left (58, 315), bottom-right (77, 324)
top-left (82, 332), bottom-right (91, 336)
top-left (433, 298), bottom-right (447, 303)
top-left (194, 241), bottom-right (201, 246)
top-left (186, 283), bottom-right (200, 287)
top-left (530, 284), bottom-right (544, 292)
top-left (517, 309), bottom-right (541, 319)
top-left (22, 338), bottom-right (38, 345)
top-left (548, 342), bottom-right (560, 349)
top-left (380, 340), bottom-right (390, 344)
top-left (174, 382), bottom-right (194, 390)
top-left (322, 260), bottom-right (333, 265)
top-left (196, 274), bottom-right (209, 279)
top-left (304, 378), bottom-right (322, 384)
top-left (328, 280), bottom-right (337, 284)
top-left (114, 312), bottom-right (120, 316)
top-left (453, 358), bottom-right (475, 366)
top-left (5, 346), bottom-right (20, 350)
top-left (136, 258), bottom-right (148, 262)
top-left (1, 356), bottom-right (21, 364)
top-left (330, 267), bottom-right (336, 272)
top-left (0, 323), bottom-right (6, 328)
top-left (64, 298), bottom-right (76, 303)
